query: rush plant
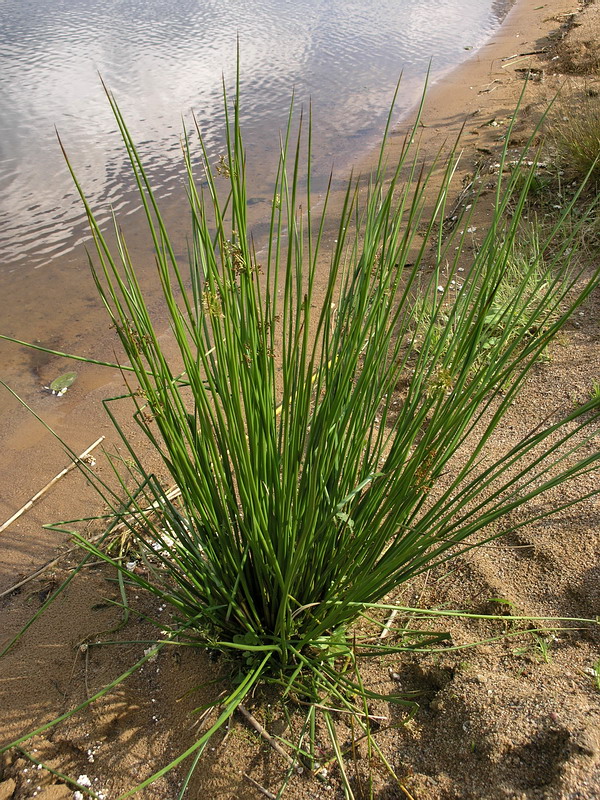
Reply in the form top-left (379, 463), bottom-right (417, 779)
top-left (2, 75), bottom-right (600, 796)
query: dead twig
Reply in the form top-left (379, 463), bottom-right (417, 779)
top-left (0, 436), bottom-right (105, 534)
top-left (296, 699), bottom-right (387, 723)
top-left (0, 554), bottom-right (63, 600)
top-left (0, 548), bottom-right (112, 600)
top-left (379, 608), bottom-right (398, 640)
top-left (501, 49), bottom-right (546, 62)
top-left (243, 773), bottom-right (277, 799)
top-left (238, 704), bottom-right (302, 773)
top-left (107, 484), bottom-right (182, 538)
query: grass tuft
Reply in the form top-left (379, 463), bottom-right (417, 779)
top-left (550, 91), bottom-right (600, 182)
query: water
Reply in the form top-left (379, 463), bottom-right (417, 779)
top-left (0, 0), bottom-right (509, 275)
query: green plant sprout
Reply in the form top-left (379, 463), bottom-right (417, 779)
top-left (2, 72), bottom-right (600, 798)
top-left (513, 629), bottom-right (556, 663)
top-left (592, 660), bottom-right (600, 692)
top-left (486, 597), bottom-right (518, 611)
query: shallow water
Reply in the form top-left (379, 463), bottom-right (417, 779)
top-left (1, 0), bottom-right (508, 275)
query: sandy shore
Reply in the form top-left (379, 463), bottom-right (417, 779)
top-left (1, 1), bottom-right (600, 798)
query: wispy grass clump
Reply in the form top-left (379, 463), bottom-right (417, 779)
top-left (411, 229), bottom-right (565, 370)
top-left (2, 76), bottom-right (600, 795)
top-left (551, 92), bottom-right (600, 182)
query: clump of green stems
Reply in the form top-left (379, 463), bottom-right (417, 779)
top-left (2, 74), bottom-right (600, 797)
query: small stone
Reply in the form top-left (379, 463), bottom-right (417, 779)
top-left (35, 787), bottom-right (72, 800)
top-left (0, 778), bottom-right (16, 800)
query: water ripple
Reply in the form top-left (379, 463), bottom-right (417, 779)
top-left (0, 0), bottom-right (506, 273)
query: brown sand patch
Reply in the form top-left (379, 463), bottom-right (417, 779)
top-left (550, 0), bottom-right (600, 74)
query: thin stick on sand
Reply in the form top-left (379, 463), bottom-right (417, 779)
top-left (238, 704), bottom-right (302, 773)
top-left (0, 554), bottom-right (63, 600)
top-left (379, 608), bottom-right (398, 640)
top-left (243, 774), bottom-right (277, 800)
top-left (0, 436), bottom-right (105, 535)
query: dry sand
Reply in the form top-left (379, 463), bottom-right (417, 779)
top-left (1, 1), bottom-right (600, 798)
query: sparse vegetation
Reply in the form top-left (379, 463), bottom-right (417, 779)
top-left (550, 92), bottom-right (600, 183)
top-left (513, 629), bottom-right (556, 663)
top-left (412, 229), bottom-right (566, 372)
top-left (592, 660), bottom-right (600, 692)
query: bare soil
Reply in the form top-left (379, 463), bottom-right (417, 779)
top-left (1, 1), bottom-right (600, 798)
